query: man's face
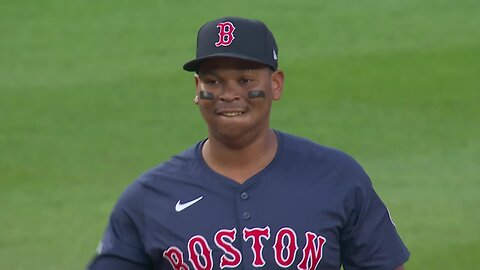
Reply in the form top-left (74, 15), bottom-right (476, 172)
top-left (194, 57), bottom-right (284, 143)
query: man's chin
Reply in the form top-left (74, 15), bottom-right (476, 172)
top-left (209, 126), bottom-right (259, 149)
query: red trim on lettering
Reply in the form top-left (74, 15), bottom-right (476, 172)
top-left (273, 227), bottom-right (298, 267)
top-left (188, 235), bottom-right (213, 270)
top-left (297, 232), bottom-right (327, 270)
top-left (163, 246), bottom-right (190, 270)
top-left (243, 226), bottom-right (270, 267)
top-left (214, 228), bottom-right (242, 269)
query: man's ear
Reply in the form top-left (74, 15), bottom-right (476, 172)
top-left (194, 74), bottom-right (201, 94)
top-left (271, 70), bottom-right (284, 101)
top-left (193, 74), bottom-right (200, 104)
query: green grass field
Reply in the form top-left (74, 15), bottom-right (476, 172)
top-left (1, 0), bottom-right (479, 269)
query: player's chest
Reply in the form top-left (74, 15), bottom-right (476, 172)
top-left (142, 178), bottom-right (346, 269)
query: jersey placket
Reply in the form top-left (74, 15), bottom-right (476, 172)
top-left (235, 183), bottom-right (268, 269)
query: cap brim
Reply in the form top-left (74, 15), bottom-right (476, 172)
top-left (183, 53), bottom-right (275, 72)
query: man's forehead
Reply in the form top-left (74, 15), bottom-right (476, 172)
top-left (197, 57), bottom-right (269, 74)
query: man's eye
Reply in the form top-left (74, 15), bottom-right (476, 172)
top-left (240, 78), bottom-right (252, 84)
top-left (205, 80), bottom-right (218, 85)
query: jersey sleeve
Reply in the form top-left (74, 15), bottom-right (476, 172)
top-left (87, 182), bottom-right (152, 269)
top-left (340, 159), bottom-right (410, 270)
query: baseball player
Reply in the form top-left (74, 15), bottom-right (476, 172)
top-left (88, 17), bottom-right (410, 269)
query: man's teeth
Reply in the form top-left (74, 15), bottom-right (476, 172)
top-left (222, 112), bottom-right (243, 117)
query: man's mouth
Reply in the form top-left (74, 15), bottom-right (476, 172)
top-left (220, 112), bottom-right (244, 117)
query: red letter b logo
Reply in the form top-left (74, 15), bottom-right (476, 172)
top-left (215, 22), bottom-right (236, 47)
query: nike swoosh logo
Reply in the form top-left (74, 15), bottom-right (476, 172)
top-left (175, 196), bottom-right (203, 212)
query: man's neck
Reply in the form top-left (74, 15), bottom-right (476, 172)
top-left (202, 129), bottom-right (278, 184)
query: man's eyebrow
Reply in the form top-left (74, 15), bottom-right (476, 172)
top-left (198, 68), bottom-right (257, 76)
top-left (197, 70), bottom-right (217, 77)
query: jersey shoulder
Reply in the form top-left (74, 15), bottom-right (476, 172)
top-left (277, 130), bottom-right (372, 187)
top-left (137, 142), bottom-right (203, 186)
top-left (114, 142), bottom-right (202, 209)
top-left (279, 131), bottom-right (362, 168)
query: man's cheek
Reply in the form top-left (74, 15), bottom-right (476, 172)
top-left (247, 90), bottom-right (266, 99)
top-left (199, 90), bottom-right (216, 100)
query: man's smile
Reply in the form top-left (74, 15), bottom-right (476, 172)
top-left (215, 106), bottom-right (248, 117)
top-left (220, 112), bottom-right (244, 117)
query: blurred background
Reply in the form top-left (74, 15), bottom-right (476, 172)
top-left (1, 0), bottom-right (479, 269)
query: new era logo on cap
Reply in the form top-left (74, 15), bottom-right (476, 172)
top-left (183, 17), bottom-right (279, 72)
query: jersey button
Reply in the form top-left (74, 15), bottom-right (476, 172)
top-left (242, 211), bottom-right (251, 220)
top-left (240, 192), bottom-right (249, 200)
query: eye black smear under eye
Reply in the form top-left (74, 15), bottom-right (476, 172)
top-left (199, 90), bottom-right (215, 100)
top-left (247, 90), bottom-right (266, 99)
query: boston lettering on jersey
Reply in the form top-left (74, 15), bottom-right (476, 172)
top-left (163, 226), bottom-right (326, 270)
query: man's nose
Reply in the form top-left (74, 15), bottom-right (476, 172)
top-left (218, 83), bottom-right (241, 102)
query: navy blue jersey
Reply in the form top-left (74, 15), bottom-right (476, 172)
top-left (89, 131), bottom-right (409, 270)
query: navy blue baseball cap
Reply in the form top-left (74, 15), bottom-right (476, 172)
top-left (183, 17), bottom-right (279, 72)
